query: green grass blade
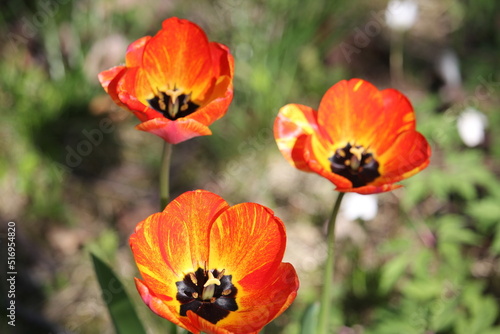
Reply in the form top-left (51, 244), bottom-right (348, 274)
top-left (91, 252), bottom-right (147, 334)
top-left (301, 302), bottom-right (320, 334)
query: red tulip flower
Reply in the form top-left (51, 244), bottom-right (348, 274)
top-left (130, 190), bottom-right (299, 334)
top-left (274, 79), bottom-right (431, 194)
top-left (98, 17), bottom-right (234, 144)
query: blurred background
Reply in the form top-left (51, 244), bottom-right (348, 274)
top-left (0, 0), bottom-right (499, 333)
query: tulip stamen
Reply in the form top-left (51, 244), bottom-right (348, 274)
top-left (202, 271), bottom-right (221, 300)
top-left (329, 143), bottom-right (380, 187)
top-left (202, 284), bottom-right (216, 300)
top-left (176, 268), bottom-right (238, 324)
top-left (148, 88), bottom-right (199, 121)
top-left (350, 156), bottom-right (360, 170)
top-left (217, 269), bottom-right (226, 280)
top-left (204, 271), bottom-right (222, 288)
top-left (349, 146), bottom-right (364, 161)
top-left (189, 272), bottom-right (198, 285)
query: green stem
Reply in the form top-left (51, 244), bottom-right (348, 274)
top-left (160, 142), bottom-right (172, 209)
top-left (317, 192), bottom-right (345, 334)
top-left (390, 29), bottom-right (404, 86)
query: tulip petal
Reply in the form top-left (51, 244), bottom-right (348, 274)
top-left (318, 79), bottom-right (417, 155)
top-left (134, 278), bottom-right (197, 332)
top-left (137, 18), bottom-right (214, 104)
top-left (375, 131), bottom-right (431, 185)
top-left (136, 118), bottom-right (213, 144)
top-left (303, 131), bottom-right (427, 193)
top-left (208, 204), bottom-right (286, 290)
top-left (130, 191), bottom-right (229, 302)
top-left (274, 104), bottom-right (320, 172)
top-left (215, 263), bottom-right (298, 334)
top-left (186, 84), bottom-right (233, 127)
top-left (317, 79), bottom-right (381, 146)
top-left (206, 42), bottom-right (234, 102)
top-left (115, 67), bottom-right (163, 121)
top-left (130, 212), bottom-right (190, 300)
top-left (303, 135), bottom-right (353, 189)
top-left (125, 36), bottom-right (151, 67)
top-left (186, 312), bottom-right (237, 334)
top-left (161, 190), bottom-right (230, 269)
top-left (377, 88), bottom-right (416, 154)
top-left (186, 42), bottom-right (234, 125)
top-left (98, 66), bottom-right (126, 106)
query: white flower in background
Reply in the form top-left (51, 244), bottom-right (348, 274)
top-left (385, 0), bottom-right (419, 31)
top-left (341, 193), bottom-right (378, 221)
top-left (457, 108), bottom-right (488, 147)
top-left (437, 49), bottom-right (462, 88)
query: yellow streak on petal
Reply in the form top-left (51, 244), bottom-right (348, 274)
top-left (137, 263), bottom-right (169, 283)
top-left (403, 112), bottom-right (415, 123)
top-left (353, 80), bottom-right (363, 92)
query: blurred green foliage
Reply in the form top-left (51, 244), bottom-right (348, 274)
top-left (1, 0), bottom-right (500, 333)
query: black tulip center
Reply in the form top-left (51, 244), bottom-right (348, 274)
top-left (176, 268), bottom-right (238, 324)
top-left (329, 143), bottom-right (380, 187)
top-left (148, 88), bottom-right (199, 120)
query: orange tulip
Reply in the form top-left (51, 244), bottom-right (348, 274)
top-left (130, 190), bottom-right (299, 334)
top-left (98, 18), bottom-right (234, 144)
top-left (274, 79), bottom-right (431, 194)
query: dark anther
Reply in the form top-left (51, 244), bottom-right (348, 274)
top-left (329, 143), bottom-right (380, 187)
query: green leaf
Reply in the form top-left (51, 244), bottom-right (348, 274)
top-left (480, 328), bottom-right (500, 334)
top-left (449, 179), bottom-right (477, 201)
top-left (87, 229), bottom-right (119, 264)
top-left (411, 249), bottom-right (433, 279)
top-left (91, 252), bottom-right (147, 334)
top-left (402, 279), bottom-right (443, 301)
top-left (491, 223), bottom-right (500, 255)
top-left (437, 215), bottom-right (480, 245)
top-left (379, 254), bottom-right (410, 294)
top-left (300, 302), bottom-right (319, 334)
top-left (430, 294), bottom-right (459, 332)
top-left (466, 198), bottom-right (500, 229)
top-left (427, 170), bottom-right (450, 201)
top-left (401, 174), bottom-right (430, 210)
top-left (453, 282), bottom-right (500, 334)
